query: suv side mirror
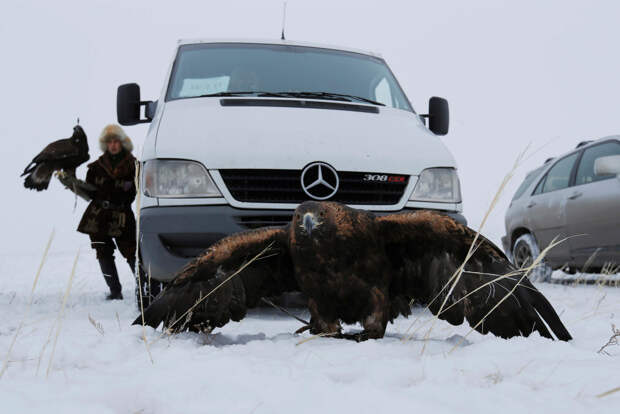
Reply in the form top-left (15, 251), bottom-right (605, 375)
top-left (594, 155), bottom-right (620, 176)
top-left (422, 97), bottom-right (449, 135)
top-left (117, 83), bottom-right (155, 126)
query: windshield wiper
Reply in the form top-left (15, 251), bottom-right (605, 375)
top-left (198, 90), bottom-right (385, 106)
top-left (197, 91), bottom-right (288, 98)
top-left (265, 91), bottom-right (385, 106)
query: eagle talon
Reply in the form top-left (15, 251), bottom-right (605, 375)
top-left (337, 332), bottom-right (370, 342)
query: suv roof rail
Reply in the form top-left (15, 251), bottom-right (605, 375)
top-left (544, 157), bottom-right (555, 164)
top-left (576, 140), bottom-right (592, 148)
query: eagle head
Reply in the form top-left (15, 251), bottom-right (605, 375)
top-left (72, 125), bottom-right (87, 143)
top-left (293, 201), bottom-right (332, 239)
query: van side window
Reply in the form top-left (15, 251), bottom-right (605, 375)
top-left (541, 152), bottom-right (579, 193)
top-left (575, 141), bottom-right (620, 185)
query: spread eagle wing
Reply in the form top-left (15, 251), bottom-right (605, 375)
top-left (377, 211), bottom-right (572, 341)
top-left (136, 226), bottom-right (296, 333)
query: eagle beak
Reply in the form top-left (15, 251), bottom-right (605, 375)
top-left (303, 213), bottom-right (316, 236)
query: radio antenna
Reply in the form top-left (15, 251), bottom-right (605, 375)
top-left (280, 1), bottom-right (287, 40)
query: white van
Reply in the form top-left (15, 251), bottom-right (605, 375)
top-left (117, 39), bottom-right (464, 295)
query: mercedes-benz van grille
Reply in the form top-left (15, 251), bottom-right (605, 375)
top-left (219, 169), bottom-right (409, 205)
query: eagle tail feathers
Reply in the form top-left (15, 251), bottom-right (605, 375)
top-left (23, 173), bottom-right (50, 191)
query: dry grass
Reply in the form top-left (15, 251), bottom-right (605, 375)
top-left (88, 314), bottom-right (105, 336)
top-left (398, 142), bottom-right (602, 353)
top-left (416, 147), bottom-right (530, 353)
top-left (146, 242), bottom-right (277, 349)
top-left (571, 249), bottom-right (600, 286)
top-left (261, 297), bottom-right (309, 326)
top-left (46, 248), bottom-right (79, 378)
top-left (597, 262), bottom-right (620, 288)
top-left (164, 242), bottom-right (276, 334)
top-left (0, 229), bottom-right (54, 379)
top-left (597, 324), bottom-right (619, 356)
top-left (148, 264), bottom-right (152, 304)
top-left (399, 144), bottom-right (586, 352)
top-left (136, 269), bottom-right (153, 364)
top-left (403, 235), bottom-right (564, 348)
top-left (448, 237), bottom-right (565, 353)
top-left (134, 160), bottom-right (153, 364)
top-left (296, 331), bottom-right (340, 346)
top-left (597, 386), bottom-right (620, 398)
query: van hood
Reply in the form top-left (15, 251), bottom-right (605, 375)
top-left (155, 98), bottom-right (456, 175)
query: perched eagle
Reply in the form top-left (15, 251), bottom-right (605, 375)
top-left (137, 201), bottom-right (572, 342)
top-left (22, 125), bottom-right (89, 191)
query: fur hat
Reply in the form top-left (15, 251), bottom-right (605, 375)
top-left (99, 124), bottom-right (133, 153)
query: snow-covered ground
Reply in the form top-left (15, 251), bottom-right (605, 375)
top-left (1, 248), bottom-right (618, 413)
top-left (2, 2), bottom-right (619, 413)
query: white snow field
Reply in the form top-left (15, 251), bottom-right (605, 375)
top-left (1, 248), bottom-right (618, 413)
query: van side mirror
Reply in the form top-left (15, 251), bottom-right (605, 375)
top-left (421, 97), bottom-right (449, 135)
top-left (594, 155), bottom-right (620, 176)
top-left (428, 97), bottom-right (449, 135)
top-left (117, 83), bottom-right (155, 126)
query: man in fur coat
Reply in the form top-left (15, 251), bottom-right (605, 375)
top-left (60, 124), bottom-right (138, 300)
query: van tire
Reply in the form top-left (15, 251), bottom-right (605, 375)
top-left (135, 268), bottom-right (165, 308)
top-left (512, 233), bottom-right (553, 283)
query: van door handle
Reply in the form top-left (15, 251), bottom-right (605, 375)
top-left (568, 192), bottom-right (582, 200)
top-left (527, 201), bottom-right (536, 208)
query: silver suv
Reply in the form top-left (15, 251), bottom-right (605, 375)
top-left (502, 136), bottom-right (620, 281)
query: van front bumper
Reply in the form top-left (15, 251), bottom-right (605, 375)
top-left (140, 205), bottom-right (467, 281)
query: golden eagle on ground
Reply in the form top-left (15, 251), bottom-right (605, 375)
top-left (136, 201), bottom-right (572, 342)
top-left (21, 125), bottom-right (89, 191)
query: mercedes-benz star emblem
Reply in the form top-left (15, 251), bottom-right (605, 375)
top-left (301, 162), bottom-right (340, 200)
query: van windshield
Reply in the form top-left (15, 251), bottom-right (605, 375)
top-left (166, 43), bottom-right (413, 111)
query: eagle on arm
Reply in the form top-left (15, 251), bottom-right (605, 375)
top-left (21, 125), bottom-right (90, 191)
top-left (137, 201), bottom-right (571, 342)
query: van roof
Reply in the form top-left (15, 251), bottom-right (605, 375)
top-left (177, 38), bottom-right (383, 59)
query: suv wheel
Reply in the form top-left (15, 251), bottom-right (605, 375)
top-left (512, 233), bottom-right (553, 282)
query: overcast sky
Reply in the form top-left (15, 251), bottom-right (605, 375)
top-left (1, 0), bottom-right (619, 255)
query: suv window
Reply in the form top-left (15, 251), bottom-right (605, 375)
top-left (512, 166), bottom-right (544, 200)
top-left (540, 152), bottom-right (579, 193)
top-left (575, 141), bottom-right (620, 185)
top-left (533, 177), bottom-right (545, 195)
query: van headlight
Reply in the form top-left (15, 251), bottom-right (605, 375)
top-left (410, 168), bottom-right (462, 203)
top-left (143, 159), bottom-right (222, 198)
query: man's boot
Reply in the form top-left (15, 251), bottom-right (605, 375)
top-left (97, 256), bottom-right (123, 300)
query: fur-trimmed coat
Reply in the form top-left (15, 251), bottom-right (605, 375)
top-left (77, 150), bottom-right (137, 237)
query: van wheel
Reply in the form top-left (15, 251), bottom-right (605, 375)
top-left (135, 267), bottom-right (166, 308)
top-left (512, 233), bottom-right (553, 282)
